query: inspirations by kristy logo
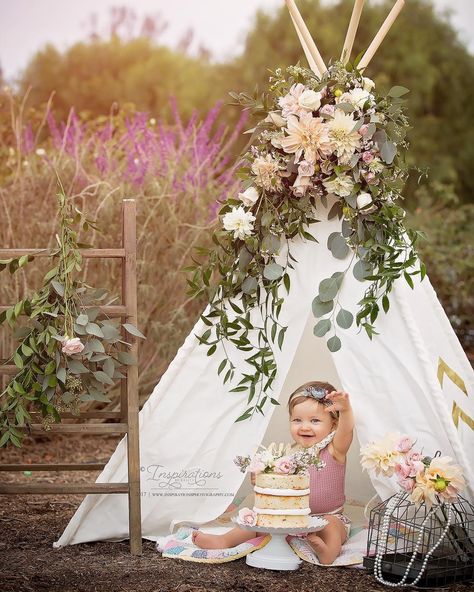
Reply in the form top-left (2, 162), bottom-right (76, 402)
top-left (141, 463), bottom-right (224, 490)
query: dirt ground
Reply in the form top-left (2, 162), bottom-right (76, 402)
top-left (0, 434), bottom-right (473, 592)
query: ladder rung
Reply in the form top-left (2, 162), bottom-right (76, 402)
top-left (0, 248), bottom-right (126, 259)
top-left (23, 423), bottom-right (128, 434)
top-left (0, 482), bottom-right (129, 494)
top-left (0, 463), bottom-right (107, 472)
top-left (0, 304), bottom-right (128, 320)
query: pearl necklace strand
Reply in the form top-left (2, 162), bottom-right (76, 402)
top-left (373, 491), bottom-right (452, 587)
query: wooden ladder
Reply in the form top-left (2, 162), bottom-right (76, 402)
top-left (0, 199), bottom-right (142, 555)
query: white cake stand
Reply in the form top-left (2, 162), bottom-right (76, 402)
top-left (232, 516), bottom-right (328, 571)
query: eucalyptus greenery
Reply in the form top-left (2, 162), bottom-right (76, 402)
top-left (187, 61), bottom-right (425, 421)
top-left (0, 183), bottom-right (145, 447)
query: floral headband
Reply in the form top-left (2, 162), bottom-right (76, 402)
top-left (291, 386), bottom-right (332, 407)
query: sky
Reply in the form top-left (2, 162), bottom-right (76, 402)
top-left (0, 0), bottom-right (473, 83)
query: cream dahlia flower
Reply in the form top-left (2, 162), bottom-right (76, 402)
top-left (251, 154), bottom-right (282, 192)
top-left (280, 112), bottom-right (332, 164)
top-left (360, 433), bottom-right (402, 477)
top-left (323, 174), bottom-right (354, 198)
top-left (222, 207), bottom-right (256, 240)
top-left (327, 110), bottom-right (361, 162)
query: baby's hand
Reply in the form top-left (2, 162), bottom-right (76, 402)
top-left (250, 472), bottom-right (256, 486)
top-left (324, 390), bottom-right (351, 412)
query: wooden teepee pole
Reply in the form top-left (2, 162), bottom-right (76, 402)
top-left (341, 0), bottom-right (365, 64)
top-left (358, 0), bottom-right (405, 71)
top-left (285, 0), bottom-right (327, 75)
top-left (289, 12), bottom-right (320, 75)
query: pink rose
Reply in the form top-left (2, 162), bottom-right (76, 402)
top-left (248, 458), bottom-right (266, 474)
top-left (364, 171), bottom-right (378, 184)
top-left (274, 456), bottom-right (296, 475)
top-left (397, 437), bottom-right (415, 454)
top-left (238, 507), bottom-right (257, 526)
top-left (395, 462), bottom-right (411, 479)
top-left (362, 151), bottom-right (374, 164)
top-left (406, 450), bottom-right (422, 463)
top-left (407, 460), bottom-right (425, 476)
top-left (359, 124), bottom-right (370, 136)
top-left (298, 160), bottom-right (315, 177)
top-left (320, 104), bottom-right (334, 116)
top-left (398, 477), bottom-right (415, 492)
top-left (61, 337), bottom-right (85, 356)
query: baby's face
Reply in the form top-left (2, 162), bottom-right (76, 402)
top-left (290, 398), bottom-right (334, 448)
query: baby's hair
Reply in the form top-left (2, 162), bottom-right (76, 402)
top-left (288, 380), bottom-right (339, 423)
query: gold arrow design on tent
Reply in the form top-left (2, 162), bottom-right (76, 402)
top-left (437, 357), bottom-right (468, 396)
top-left (437, 357), bottom-right (473, 431)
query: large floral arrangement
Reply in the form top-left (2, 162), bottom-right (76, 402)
top-left (360, 433), bottom-right (465, 507)
top-left (188, 62), bottom-right (423, 420)
top-left (234, 441), bottom-right (325, 476)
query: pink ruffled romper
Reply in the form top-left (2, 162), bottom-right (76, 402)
top-left (308, 445), bottom-right (351, 536)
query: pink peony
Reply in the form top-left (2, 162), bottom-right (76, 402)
top-left (248, 458), bottom-right (266, 474)
top-left (274, 456), bottom-right (297, 474)
top-left (397, 437), bottom-right (415, 453)
top-left (238, 507), bottom-right (257, 526)
top-left (61, 337), bottom-right (85, 355)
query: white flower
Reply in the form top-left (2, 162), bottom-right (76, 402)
top-left (323, 175), bottom-right (354, 197)
top-left (327, 110), bottom-right (361, 162)
top-left (238, 186), bottom-right (259, 207)
top-left (368, 158), bottom-right (385, 174)
top-left (298, 89), bottom-right (322, 111)
top-left (362, 77), bottom-right (375, 92)
top-left (340, 88), bottom-right (372, 109)
top-left (356, 192), bottom-right (373, 209)
top-left (264, 112), bottom-right (286, 127)
top-left (278, 83), bottom-right (308, 118)
top-left (222, 207), bottom-right (256, 240)
top-left (292, 174), bottom-right (312, 197)
top-left (360, 433), bottom-right (403, 477)
top-left (251, 154), bottom-right (282, 192)
top-left (61, 336), bottom-right (85, 356)
top-left (35, 148), bottom-right (46, 156)
top-left (280, 112), bottom-right (332, 164)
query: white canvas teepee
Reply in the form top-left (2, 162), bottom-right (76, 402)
top-left (54, 197), bottom-right (474, 548)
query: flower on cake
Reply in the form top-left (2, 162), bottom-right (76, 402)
top-left (237, 507), bottom-right (257, 527)
top-left (233, 441), bottom-right (325, 476)
top-left (274, 456), bottom-right (297, 474)
top-left (222, 207), bottom-right (256, 240)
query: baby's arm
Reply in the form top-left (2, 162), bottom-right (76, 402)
top-left (325, 391), bottom-right (354, 458)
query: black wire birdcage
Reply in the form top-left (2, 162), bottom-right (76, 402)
top-left (363, 491), bottom-right (474, 588)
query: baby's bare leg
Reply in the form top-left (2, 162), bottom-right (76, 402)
top-left (306, 515), bottom-right (347, 565)
top-left (192, 526), bottom-right (257, 549)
